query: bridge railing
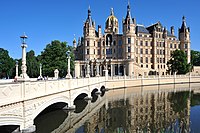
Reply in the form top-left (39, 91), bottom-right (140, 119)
top-left (0, 76), bottom-right (106, 107)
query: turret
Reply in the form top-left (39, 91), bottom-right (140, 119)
top-left (170, 26), bottom-right (174, 36)
top-left (73, 37), bottom-right (76, 48)
top-left (123, 1), bottom-right (136, 34)
top-left (163, 27), bottom-right (167, 38)
top-left (83, 6), bottom-right (95, 37)
top-left (122, 1), bottom-right (136, 60)
top-left (98, 25), bottom-right (102, 38)
top-left (179, 16), bottom-right (190, 63)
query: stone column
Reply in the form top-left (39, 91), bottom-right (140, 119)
top-left (19, 33), bottom-right (29, 81)
top-left (75, 61), bottom-right (80, 78)
top-left (91, 61), bottom-right (94, 77)
top-left (96, 60), bottom-right (100, 77)
top-left (54, 69), bottom-right (59, 79)
top-left (66, 55), bottom-right (72, 79)
top-left (86, 60), bottom-right (90, 78)
top-left (100, 65), bottom-right (102, 76)
top-left (15, 61), bottom-right (18, 78)
top-left (111, 64), bottom-right (113, 78)
top-left (118, 64), bottom-right (120, 75)
top-left (113, 64), bottom-right (115, 76)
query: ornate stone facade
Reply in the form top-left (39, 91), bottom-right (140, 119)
top-left (74, 3), bottom-right (190, 77)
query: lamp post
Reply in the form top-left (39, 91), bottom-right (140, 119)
top-left (15, 61), bottom-right (18, 78)
top-left (19, 33), bottom-right (29, 80)
top-left (66, 50), bottom-right (72, 79)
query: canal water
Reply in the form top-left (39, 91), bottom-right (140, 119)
top-left (33, 84), bottom-right (200, 133)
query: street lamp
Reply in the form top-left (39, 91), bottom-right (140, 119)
top-left (66, 50), bottom-right (72, 79)
top-left (19, 33), bottom-right (29, 80)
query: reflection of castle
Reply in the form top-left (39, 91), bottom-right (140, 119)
top-left (81, 91), bottom-right (191, 132)
top-left (74, 2), bottom-right (190, 77)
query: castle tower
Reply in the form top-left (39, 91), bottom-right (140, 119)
top-left (83, 6), bottom-right (96, 60)
top-left (179, 16), bottom-right (191, 63)
top-left (122, 2), bottom-right (136, 75)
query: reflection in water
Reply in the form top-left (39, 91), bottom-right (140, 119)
top-left (33, 85), bottom-right (200, 133)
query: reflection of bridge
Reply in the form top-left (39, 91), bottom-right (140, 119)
top-left (0, 75), bottom-right (200, 132)
top-left (0, 77), bottom-right (106, 132)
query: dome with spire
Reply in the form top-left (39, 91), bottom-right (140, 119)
top-left (105, 8), bottom-right (119, 33)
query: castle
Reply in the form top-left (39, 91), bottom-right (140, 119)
top-left (73, 3), bottom-right (190, 78)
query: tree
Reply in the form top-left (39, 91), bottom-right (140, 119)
top-left (191, 50), bottom-right (200, 66)
top-left (40, 40), bottom-right (74, 78)
top-left (167, 49), bottom-right (190, 74)
top-left (0, 48), bottom-right (15, 79)
top-left (26, 50), bottom-right (40, 78)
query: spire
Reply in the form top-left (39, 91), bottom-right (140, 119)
top-left (110, 8), bottom-right (114, 16)
top-left (87, 5), bottom-right (93, 26)
top-left (125, 0), bottom-right (133, 24)
top-left (179, 16), bottom-right (188, 33)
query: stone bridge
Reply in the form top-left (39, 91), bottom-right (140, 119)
top-left (0, 77), bottom-right (106, 132)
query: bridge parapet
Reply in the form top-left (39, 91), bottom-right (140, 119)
top-left (0, 77), bottom-right (106, 107)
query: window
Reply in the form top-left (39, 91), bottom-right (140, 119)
top-left (151, 58), bottom-right (153, 63)
top-left (98, 49), bottom-right (100, 55)
top-left (94, 49), bottom-right (95, 54)
top-left (145, 41), bottom-right (148, 46)
top-left (146, 64), bottom-right (148, 68)
top-left (174, 44), bottom-right (176, 49)
top-left (87, 41), bottom-right (89, 46)
top-left (146, 49), bottom-right (148, 54)
top-left (94, 41), bottom-right (95, 46)
top-left (128, 46), bottom-right (131, 52)
top-left (157, 58), bottom-right (159, 63)
top-left (113, 41), bottom-right (116, 46)
top-left (185, 44), bottom-right (188, 49)
top-left (118, 40), bottom-right (122, 45)
top-left (87, 49), bottom-right (89, 54)
top-left (113, 49), bottom-right (115, 53)
top-left (136, 48), bottom-right (138, 54)
top-left (157, 49), bottom-right (159, 54)
top-left (170, 44), bottom-right (173, 48)
top-left (140, 41), bottom-right (143, 46)
top-left (136, 57), bottom-right (138, 63)
top-left (128, 38), bottom-right (131, 44)
top-left (160, 58), bottom-right (162, 63)
top-left (106, 48), bottom-right (112, 55)
top-left (140, 57), bottom-right (143, 63)
top-left (98, 42), bottom-right (101, 47)
top-left (163, 58), bottom-right (165, 63)
top-left (140, 49), bottom-right (143, 54)
top-left (103, 41), bottom-right (105, 46)
top-left (146, 57), bottom-right (148, 63)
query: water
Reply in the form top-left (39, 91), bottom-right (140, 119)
top-left (33, 84), bottom-right (200, 132)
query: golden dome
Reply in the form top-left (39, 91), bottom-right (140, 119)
top-left (105, 8), bottom-right (118, 30)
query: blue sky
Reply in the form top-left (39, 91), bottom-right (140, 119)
top-left (0, 0), bottom-right (199, 59)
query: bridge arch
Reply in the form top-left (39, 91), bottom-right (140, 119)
top-left (32, 96), bottom-right (70, 121)
top-left (0, 116), bottom-right (23, 127)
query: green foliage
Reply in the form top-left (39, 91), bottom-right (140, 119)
top-left (0, 48), bottom-right (15, 79)
top-left (167, 49), bottom-right (190, 74)
top-left (40, 40), bottom-right (74, 78)
top-left (191, 50), bottom-right (200, 66)
top-left (26, 50), bottom-right (40, 78)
